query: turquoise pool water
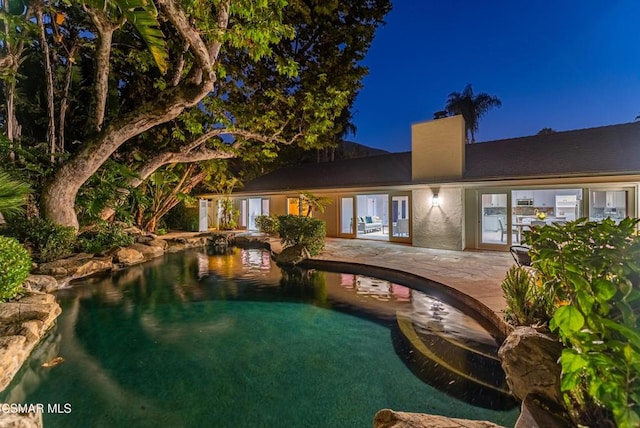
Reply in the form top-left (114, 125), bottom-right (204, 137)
top-left (1, 248), bottom-right (519, 427)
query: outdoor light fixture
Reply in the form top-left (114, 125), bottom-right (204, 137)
top-left (432, 193), bottom-right (439, 206)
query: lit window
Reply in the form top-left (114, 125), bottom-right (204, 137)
top-left (287, 197), bottom-right (311, 217)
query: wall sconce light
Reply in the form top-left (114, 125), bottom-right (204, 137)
top-left (432, 193), bottom-right (439, 206)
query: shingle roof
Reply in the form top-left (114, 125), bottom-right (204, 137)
top-left (241, 122), bottom-right (640, 192)
top-left (464, 121), bottom-right (640, 179)
top-left (242, 152), bottom-right (412, 192)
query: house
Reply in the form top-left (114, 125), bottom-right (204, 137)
top-left (197, 116), bottom-right (640, 251)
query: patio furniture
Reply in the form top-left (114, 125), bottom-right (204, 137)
top-left (509, 245), bottom-right (531, 267)
top-left (395, 218), bottom-right (409, 236)
top-left (358, 216), bottom-right (383, 233)
top-left (498, 218), bottom-right (518, 242)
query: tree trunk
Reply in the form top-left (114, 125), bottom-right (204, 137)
top-left (42, 0), bottom-right (229, 230)
top-left (35, 4), bottom-right (57, 163)
top-left (57, 42), bottom-right (78, 154)
top-left (85, 15), bottom-right (114, 133)
top-left (42, 83), bottom-right (214, 230)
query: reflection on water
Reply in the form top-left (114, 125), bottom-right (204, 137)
top-left (0, 248), bottom-right (518, 428)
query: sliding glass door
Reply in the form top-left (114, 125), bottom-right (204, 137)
top-left (339, 196), bottom-right (356, 238)
top-left (478, 191), bottom-right (510, 248)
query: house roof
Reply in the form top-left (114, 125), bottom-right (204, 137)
top-left (242, 151), bottom-right (412, 192)
top-left (240, 121), bottom-right (640, 193)
top-left (464, 121), bottom-right (640, 179)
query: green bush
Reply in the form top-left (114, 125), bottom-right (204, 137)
top-left (522, 217), bottom-right (640, 427)
top-left (277, 215), bottom-right (326, 256)
top-left (500, 265), bottom-right (549, 326)
top-left (77, 222), bottom-right (135, 254)
top-left (6, 216), bottom-right (77, 262)
top-left (255, 215), bottom-right (279, 234)
top-left (0, 236), bottom-right (32, 301)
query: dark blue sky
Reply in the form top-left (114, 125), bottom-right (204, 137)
top-left (351, 0), bottom-right (640, 152)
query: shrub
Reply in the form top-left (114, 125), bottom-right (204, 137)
top-left (255, 215), bottom-right (278, 234)
top-left (77, 222), bottom-right (135, 254)
top-left (6, 216), bottom-right (77, 262)
top-left (500, 265), bottom-right (548, 326)
top-left (522, 217), bottom-right (640, 427)
top-left (0, 236), bottom-right (32, 301)
top-left (277, 215), bottom-right (326, 256)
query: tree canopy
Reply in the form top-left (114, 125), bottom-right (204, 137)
top-left (0, 0), bottom-right (391, 231)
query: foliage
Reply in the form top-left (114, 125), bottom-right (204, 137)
top-left (277, 214), bottom-right (326, 256)
top-left (298, 191), bottom-right (332, 218)
top-left (77, 222), bottom-right (134, 254)
top-left (76, 160), bottom-right (138, 225)
top-left (444, 84), bottom-right (502, 143)
top-left (521, 218), bottom-right (640, 427)
top-left (500, 265), bottom-right (549, 326)
top-left (164, 202), bottom-right (191, 231)
top-left (255, 215), bottom-right (278, 234)
top-left (6, 216), bottom-right (77, 262)
top-left (218, 198), bottom-right (238, 231)
top-left (1, 0), bottom-right (390, 231)
top-left (0, 169), bottom-right (30, 216)
top-left (0, 235), bottom-right (31, 301)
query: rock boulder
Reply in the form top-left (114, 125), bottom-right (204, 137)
top-left (515, 394), bottom-right (572, 428)
top-left (34, 254), bottom-right (112, 280)
top-left (0, 294), bottom-right (61, 392)
top-left (129, 243), bottom-right (164, 260)
top-left (498, 326), bottom-right (563, 404)
top-left (274, 244), bottom-right (310, 266)
top-left (373, 409), bottom-right (505, 428)
top-left (113, 247), bottom-right (144, 266)
top-left (22, 275), bottom-right (59, 293)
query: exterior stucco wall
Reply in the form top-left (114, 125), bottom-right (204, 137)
top-left (316, 193), bottom-right (338, 237)
top-left (412, 187), bottom-right (464, 250)
top-left (269, 195), bottom-right (287, 217)
top-left (412, 115), bottom-right (465, 181)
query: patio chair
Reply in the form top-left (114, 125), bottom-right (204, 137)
top-left (498, 219), bottom-right (518, 242)
top-left (509, 245), bottom-right (531, 267)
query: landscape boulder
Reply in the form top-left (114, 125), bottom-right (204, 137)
top-left (34, 254), bottom-right (112, 281)
top-left (515, 394), bottom-right (572, 428)
top-left (22, 275), bottom-right (59, 293)
top-left (113, 247), bottom-right (144, 266)
top-left (0, 294), bottom-right (61, 392)
top-left (0, 410), bottom-right (43, 428)
top-left (498, 326), bottom-right (563, 404)
top-left (129, 243), bottom-right (164, 260)
top-left (373, 409), bottom-right (504, 428)
top-left (274, 244), bottom-right (310, 266)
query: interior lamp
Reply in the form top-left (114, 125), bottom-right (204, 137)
top-left (432, 193), bottom-right (439, 206)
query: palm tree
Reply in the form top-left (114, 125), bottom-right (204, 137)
top-left (445, 84), bottom-right (502, 143)
top-left (0, 170), bottom-right (30, 216)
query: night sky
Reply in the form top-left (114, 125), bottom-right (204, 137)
top-left (351, 0), bottom-right (640, 152)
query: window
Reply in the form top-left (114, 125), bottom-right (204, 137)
top-left (590, 190), bottom-right (627, 223)
top-left (287, 197), bottom-right (310, 217)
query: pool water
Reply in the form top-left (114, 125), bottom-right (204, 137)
top-left (1, 248), bottom-right (519, 427)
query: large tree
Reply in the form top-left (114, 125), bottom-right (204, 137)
top-left (445, 83), bottom-right (501, 143)
top-left (1, 0), bottom-right (390, 230)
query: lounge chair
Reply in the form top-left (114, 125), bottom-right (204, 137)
top-left (509, 245), bottom-right (531, 267)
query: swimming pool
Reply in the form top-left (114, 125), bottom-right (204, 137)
top-left (1, 248), bottom-right (519, 427)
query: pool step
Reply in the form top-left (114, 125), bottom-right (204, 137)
top-left (392, 313), bottom-right (517, 410)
